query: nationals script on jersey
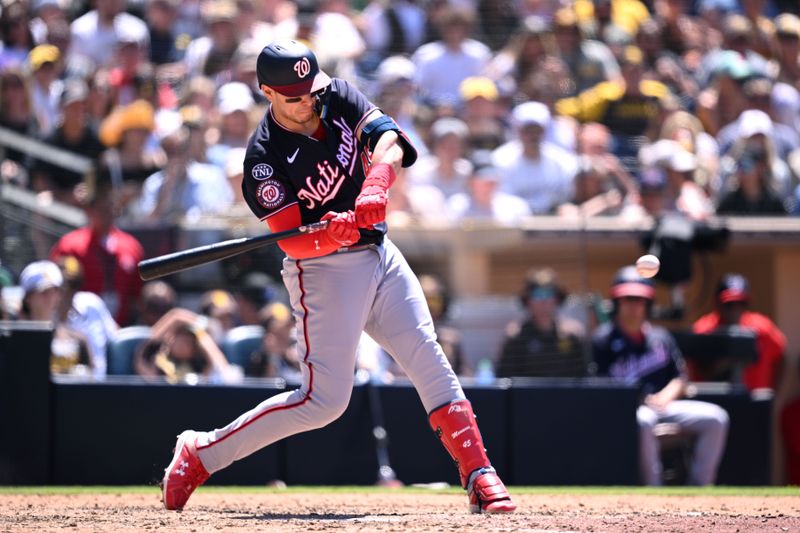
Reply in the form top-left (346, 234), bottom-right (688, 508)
top-left (242, 78), bottom-right (403, 244)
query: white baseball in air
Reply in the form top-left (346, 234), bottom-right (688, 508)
top-left (636, 254), bottom-right (660, 278)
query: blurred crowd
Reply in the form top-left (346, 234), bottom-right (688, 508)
top-left (0, 0), bottom-right (798, 223)
top-left (1, 0), bottom-right (800, 484)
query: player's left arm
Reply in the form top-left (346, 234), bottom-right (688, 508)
top-left (354, 109), bottom-right (417, 227)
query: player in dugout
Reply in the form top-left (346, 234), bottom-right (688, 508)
top-left (160, 40), bottom-right (515, 514)
top-left (591, 266), bottom-right (729, 486)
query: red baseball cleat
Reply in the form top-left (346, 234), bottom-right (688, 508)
top-left (468, 469), bottom-right (516, 514)
top-left (161, 430), bottom-right (210, 511)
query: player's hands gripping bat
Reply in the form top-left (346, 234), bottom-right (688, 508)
top-left (321, 210), bottom-right (360, 246)
top-left (355, 163), bottom-right (394, 228)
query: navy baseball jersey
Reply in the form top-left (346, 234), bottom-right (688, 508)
top-left (592, 322), bottom-right (687, 395)
top-left (241, 78), bottom-right (415, 246)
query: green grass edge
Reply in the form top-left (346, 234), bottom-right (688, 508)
top-left (0, 486), bottom-right (796, 496)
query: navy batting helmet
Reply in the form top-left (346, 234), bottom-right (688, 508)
top-left (717, 273), bottom-right (750, 304)
top-left (610, 266), bottom-right (655, 300)
top-left (256, 40), bottom-right (331, 97)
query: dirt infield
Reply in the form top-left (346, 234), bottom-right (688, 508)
top-left (1, 490), bottom-right (799, 532)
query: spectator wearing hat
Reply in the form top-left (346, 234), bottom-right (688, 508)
top-left (135, 125), bottom-right (233, 221)
top-left (717, 78), bottom-right (800, 162)
top-left (70, 0), bottom-right (150, 68)
top-left (458, 76), bottom-right (506, 153)
top-left (30, 78), bottom-right (104, 204)
top-left (556, 45), bottom-right (671, 172)
top-left (593, 265), bottom-right (729, 486)
top-left (28, 44), bottom-right (62, 136)
top-left (0, 1), bottom-right (35, 70)
top-left (492, 101), bottom-right (578, 214)
top-left (774, 14), bottom-right (800, 91)
top-left (50, 181), bottom-right (145, 326)
top-left (55, 255), bottom-right (119, 379)
top-left (552, 7), bottom-right (621, 97)
top-left (717, 108), bottom-right (794, 207)
top-left (17, 260), bottom-right (93, 376)
top-left (698, 14), bottom-right (771, 86)
top-left (497, 267), bottom-right (586, 378)
top-left (446, 161), bottom-right (531, 225)
top-left (693, 273), bottom-right (787, 391)
top-left (408, 117), bottom-right (472, 199)
top-left (695, 50), bottom-right (753, 137)
top-left (641, 139), bottom-right (714, 221)
top-left (206, 81), bottom-right (255, 170)
top-left (199, 289), bottom-right (240, 345)
top-left (183, 0), bottom-right (239, 82)
top-left (410, 5), bottom-right (491, 107)
top-left (98, 98), bottom-right (164, 207)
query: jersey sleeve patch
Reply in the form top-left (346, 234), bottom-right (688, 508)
top-left (256, 179), bottom-right (286, 209)
top-left (251, 163), bottom-right (274, 180)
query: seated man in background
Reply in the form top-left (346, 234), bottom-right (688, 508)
top-left (692, 273), bottom-right (787, 391)
top-left (592, 266), bottom-right (729, 486)
top-left (496, 268), bottom-right (586, 378)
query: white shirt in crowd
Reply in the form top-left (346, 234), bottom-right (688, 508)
top-left (66, 291), bottom-right (118, 379)
top-left (491, 140), bottom-right (578, 215)
top-left (411, 39), bottom-right (491, 105)
top-left (70, 10), bottom-right (149, 67)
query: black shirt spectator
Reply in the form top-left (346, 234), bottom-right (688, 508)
top-left (30, 79), bottom-right (104, 202)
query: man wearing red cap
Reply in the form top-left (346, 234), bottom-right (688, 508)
top-left (592, 266), bottom-right (729, 485)
top-left (692, 273), bottom-right (786, 391)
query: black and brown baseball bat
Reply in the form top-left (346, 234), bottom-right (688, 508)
top-left (137, 221), bottom-right (329, 281)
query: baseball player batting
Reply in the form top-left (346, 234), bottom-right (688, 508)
top-left (161, 39), bottom-right (515, 514)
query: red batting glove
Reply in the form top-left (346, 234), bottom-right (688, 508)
top-left (355, 163), bottom-right (395, 228)
top-left (321, 211), bottom-right (360, 246)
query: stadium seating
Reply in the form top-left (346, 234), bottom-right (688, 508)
top-left (107, 326), bottom-right (152, 375)
top-left (221, 325), bottom-right (265, 368)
